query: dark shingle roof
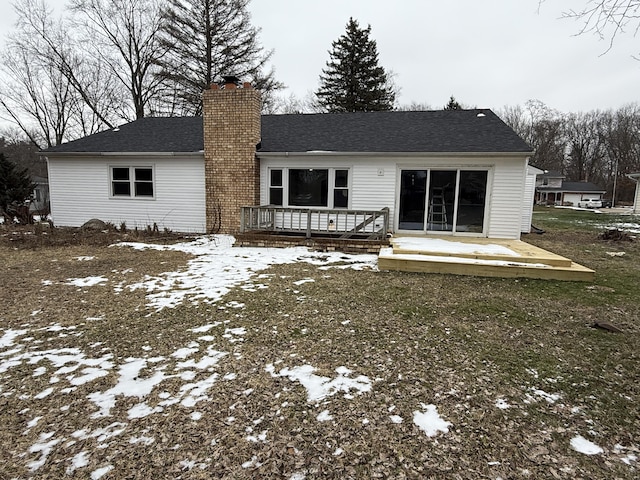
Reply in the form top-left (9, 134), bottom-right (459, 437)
top-left (259, 110), bottom-right (532, 153)
top-left (42, 109), bottom-right (532, 154)
top-left (560, 181), bottom-right (605, 193)
top-left (537, 181), bottom-right (605, 192)
top-left (43, 117), bottom-right (204, 153)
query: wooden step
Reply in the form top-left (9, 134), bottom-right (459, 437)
top-left (390, 237), bottom-right (573, 267)
top-left (378, 236), bottom-right (595, 281)
top-left (378, 248), bottom-right (595, 282)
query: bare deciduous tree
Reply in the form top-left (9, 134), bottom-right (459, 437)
top-left (69, 0), bottom-right (169, 119)
top-left (541, 0), bottom-right (640, 56)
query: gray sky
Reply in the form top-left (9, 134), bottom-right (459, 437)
top-left (0, 0), bottom-right (638, 113)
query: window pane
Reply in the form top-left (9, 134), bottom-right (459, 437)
top-left (269, 187), bottom-right (283, 206)
top-left (334, 189), bottom-right (348, 208)
top-left (335, 170), bottom-right (348, 188)
top-left (270, 169), bottom-right (282, 187)
top-left (113, 182), bottom-right (131, 196)
top-left (135, 168), bottom-right (152, 182)
top-left (112, 167), bottom-right (129, 181)
top-left (288, 169), bottom-right (328, 206)
top-left (135, 181), bottom-right (154, 197)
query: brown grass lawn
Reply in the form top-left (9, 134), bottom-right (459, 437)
top-left (0, 212), bottom-right (638, 479)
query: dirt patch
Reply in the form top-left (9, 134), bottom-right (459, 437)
top-left (0, 223), bottom-right (193, 250)
top-left (599, 228), bottom-right (635, 242)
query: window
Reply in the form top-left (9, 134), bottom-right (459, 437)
top-left (269, 169), bottom-right (283, 205)
top-left (289, 169), bottom-right (328, 206)
top-left (111, 166), bottom-right (154, 198)
top-left (267, 168), bottom-right (350, 208)
top-left (334, 169), bottom-right (349, 208)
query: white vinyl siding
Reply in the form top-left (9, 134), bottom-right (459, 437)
top-left (260, 154), bottom-right (529, 240)
top-left (48, 155), bottom-right (206, 233)
top-left (521, 166), bottom-right (543, 233)
top-left (485, 157), bottom-right (526, 239)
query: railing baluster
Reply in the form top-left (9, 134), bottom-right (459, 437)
top-left (240, 205), bottom-right (389, 241)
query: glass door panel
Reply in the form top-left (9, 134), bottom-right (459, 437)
top-left (455, 171), bottom-right (487, 233)
top-left (399, 170), bottom-right (427, 230)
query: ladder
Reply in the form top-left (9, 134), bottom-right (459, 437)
top-left (428, 187), bottom-right (447, 229)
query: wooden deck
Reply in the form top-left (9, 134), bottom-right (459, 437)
top-left (378, 235), bottom-right (595, 281)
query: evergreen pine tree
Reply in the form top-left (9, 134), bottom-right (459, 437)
top-left (316, 18), bottom-right (395, 112)
top-left (0, 152), bottom-right (34, 217)
top-left (444, 96), bottom-right (462, 110)
top-left (156, 0), bottom-right (281, 115)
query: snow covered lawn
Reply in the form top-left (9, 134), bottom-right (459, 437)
top-left (0, 233), bottom-right (638, 479)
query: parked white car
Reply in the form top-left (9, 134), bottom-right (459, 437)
top-left (578, 198), bottom-right (602, 209)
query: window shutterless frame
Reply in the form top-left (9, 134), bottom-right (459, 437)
top-left (110, 166), bottom-right (155, 198)
top-left (267, 167), bottom-right (350, 209)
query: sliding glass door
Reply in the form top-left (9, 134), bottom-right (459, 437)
top-left (398, 169), bottom-right (488, 234)
top-left (399, 170), bottom-right (427, 230)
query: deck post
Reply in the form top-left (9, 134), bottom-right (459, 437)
top-left (306, 209), bottom-right (312, 238)
top-left (240, 207), bottom-right (246, 233)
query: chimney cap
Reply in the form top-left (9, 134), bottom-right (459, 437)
top-left (222, 75), bottom-right (241, 86)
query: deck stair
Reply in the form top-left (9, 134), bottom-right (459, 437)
top-left (378, 235), bottom-right (595, 281)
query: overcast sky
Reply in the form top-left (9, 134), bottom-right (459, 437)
top-left (0, 0), bottom-right (638, 114)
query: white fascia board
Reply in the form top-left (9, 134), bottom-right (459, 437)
top-left (40, 151), bottom-right (205, 158)
top-left (257, 151), bottom-right (534, 158)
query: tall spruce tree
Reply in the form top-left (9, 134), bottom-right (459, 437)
top-left (444, 96), bottom-right (462, 110)
top-left (156, 0), bottom-right (280, 115)
top-left (316, 18), bottom-right (395, 112)
top-left (0, 153), bottom-right (34, 218)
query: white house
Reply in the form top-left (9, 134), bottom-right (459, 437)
top-left (535, 170), bottom-right (605, 206)
top-left (41, 79), bottom-right (534, 240)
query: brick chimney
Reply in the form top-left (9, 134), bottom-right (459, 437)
top-left (202, 76), bottom-right (261, 233)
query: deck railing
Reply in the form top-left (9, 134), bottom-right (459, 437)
top-left (240, 206), bottom-right (389, 240)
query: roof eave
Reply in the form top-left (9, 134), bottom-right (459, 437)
top-left (40, 151), bottom-right (205, 157)
top-left (257, 150), bottom-right (534, 158)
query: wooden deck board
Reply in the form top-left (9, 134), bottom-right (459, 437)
top-left (379, 236), bottom-right (595, 282)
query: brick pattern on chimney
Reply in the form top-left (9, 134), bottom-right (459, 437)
top-left (202, 85), bottom-right (261, 234)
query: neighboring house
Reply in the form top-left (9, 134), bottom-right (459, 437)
top-left (535, 171), bottom-right (605, 206)
top-left (29, 175), bottom-right (50, 215)
top-left (40, 79), bottom-right (535, 239)
top-left (628, 173), bottom-right (640, 214)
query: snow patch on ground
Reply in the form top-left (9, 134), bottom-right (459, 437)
top-left (65, 276), bottom-right (108, 287)
top-left (116, 235), bottom-right (376, 311)
top-left (570, 435), bottom-right (603, 455)
top-left (412, 404), bottom-right (451, 437)
top-left (603, 222), bottom-right (640, 234)
top-left (265, 364), bottom-right (372, 402)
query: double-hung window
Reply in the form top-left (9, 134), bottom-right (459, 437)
top-left (111, 166), bottom-right (154, 198)
top-left (268, 168), bottom-right (349, 208)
